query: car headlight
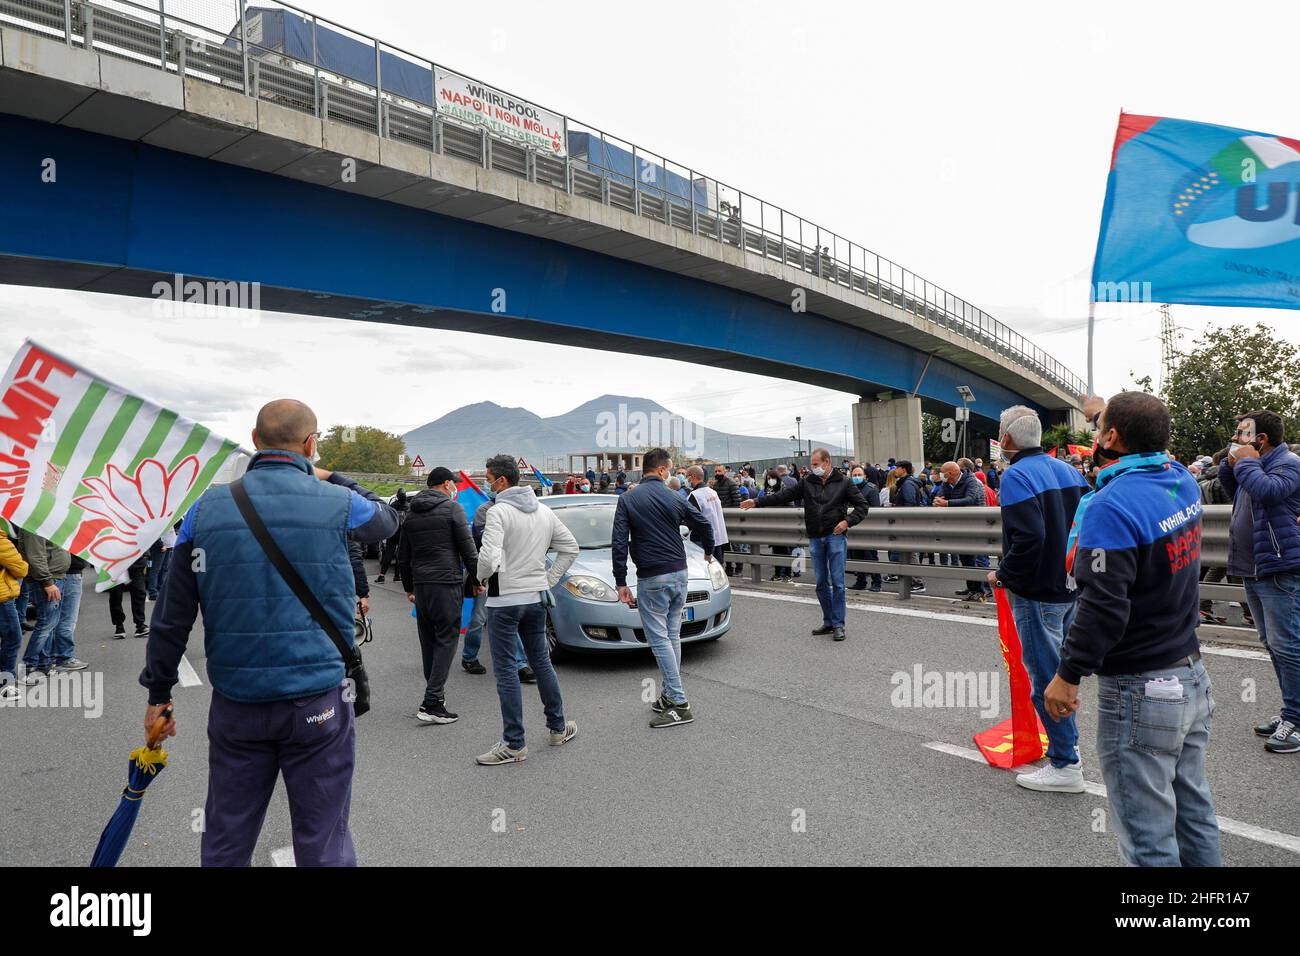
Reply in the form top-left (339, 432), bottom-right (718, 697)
top-left (563, 575), bottom-right (619, 602)
top-left (709, 561), bottom-right (729, 591)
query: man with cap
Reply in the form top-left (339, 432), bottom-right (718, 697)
top-left (398, 466), bottom-right (478, 724)
top-left (139, 399), bottom-right (397, 866)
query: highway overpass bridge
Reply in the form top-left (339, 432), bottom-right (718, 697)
top-left (0, 0), bottom-right (1087, 462)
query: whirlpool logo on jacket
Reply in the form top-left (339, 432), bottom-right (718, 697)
top-left (306, 706), bottom-right (336, 726)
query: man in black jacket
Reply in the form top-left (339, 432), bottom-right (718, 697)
top-left (742, 448), bottom-right (870, 641)
top-left (398, 467), bottom-right (478, 725)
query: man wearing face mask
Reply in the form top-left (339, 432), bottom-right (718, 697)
top-left (847, 465), bottom-right (882, 591)
top-left (1220, 409), bottom-right (1300, 754)
top-left (139, 399), bottom-right (397, 866)
top-left (398, 467), bottom-right (479, 724)
top-left (742, 449), bottom-right (870, 641)
top-left (987, 404), bottom-right (1089, 793)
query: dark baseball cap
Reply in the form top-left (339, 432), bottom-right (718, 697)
top-left (426, 466), bottom-right (456, 487)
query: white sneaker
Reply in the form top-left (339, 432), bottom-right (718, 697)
top-left (0, 684), bottom-right (21, 702)
top-left (1015, 762), bottom-right (1085, 793)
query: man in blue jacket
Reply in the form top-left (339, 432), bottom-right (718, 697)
top-left (1046, 393), bottom-right (1219, 866)
top-left (139, 399), bottom-right (397, 866)
top-left (612, 448), bottom-right (714, 728)
top-left (990, 405), bottom-right (1088, 793)
top-left (1220, 409), bottom-right (1300, 754)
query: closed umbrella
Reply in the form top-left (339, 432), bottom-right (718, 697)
top-left (90, 705), bottom-right (173, 867)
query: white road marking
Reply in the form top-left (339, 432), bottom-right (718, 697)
top-left (731, 588), bottom-right (997, 626)
top-left (1200, 645), bottom-right (1271, 662)
top-left (731, 589), bottom-right (1272, 661)
top-left (924, 741), bottom-right (1300, 855)
top-left (178, 654), bottom-right (202, 688)
top-left (271, 846), bottom-right (296, 867)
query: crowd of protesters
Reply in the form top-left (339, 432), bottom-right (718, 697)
top-left (3, 388), bottom-right (1295, 871)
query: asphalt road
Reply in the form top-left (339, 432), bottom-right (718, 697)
top-left (4, 564), bottom-right (1296, 866)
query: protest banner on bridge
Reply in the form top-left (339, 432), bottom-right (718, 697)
top-left (434, 67), bottom-right (566, 156)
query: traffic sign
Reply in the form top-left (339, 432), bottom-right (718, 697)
top-left (411, 454), bottom-right (425, 468)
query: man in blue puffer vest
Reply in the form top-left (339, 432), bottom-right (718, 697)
top-left (139, 399), bottom-right (397, 866)
top-left (1219, 408), bottom-right (1300, 754)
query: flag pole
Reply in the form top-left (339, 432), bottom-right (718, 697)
top-left (1085, 293), bottom-right (1096, 397)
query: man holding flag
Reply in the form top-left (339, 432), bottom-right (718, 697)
top-left (139, 398), bottom-right (397, 866)
top-left (987, 405), bottom-right (1088, 793)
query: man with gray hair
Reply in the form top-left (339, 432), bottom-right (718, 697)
top-left (989, 403), bottom-right (1089, 793)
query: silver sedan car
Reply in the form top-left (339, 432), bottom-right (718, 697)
top-left (542, 493), bottom-right (732, 654)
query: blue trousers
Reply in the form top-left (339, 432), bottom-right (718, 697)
top-left (202, 685), bottom-right (356, 867)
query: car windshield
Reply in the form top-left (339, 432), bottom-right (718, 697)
top-left (551, 504), bottom-right (615, 549)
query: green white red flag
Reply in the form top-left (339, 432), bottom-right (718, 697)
top-left (0, 340), bottom-right (245, 591)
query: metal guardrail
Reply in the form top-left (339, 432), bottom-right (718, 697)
top-left (0, 0), bottom-right (1087, 399)
top-left (723, 504), bottom-right (1243, 604)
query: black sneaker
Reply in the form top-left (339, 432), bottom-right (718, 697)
top-left (134, 624), bottom-right (149, 638)
top-left (518, 666), bottom-right (537, 684)
top-left (1199, 608), bottom-right (1227, 626)
top-left (954, 589), bottom-right (974, 598)
top-left (650, 692), bottom-right (674, 714)
top-left (374, 574), bottom-right (385, 584)
top-left (1255, 715), bottom-right (1282, 737)
top-left (416, 702), bottom-right (459, 724)
top-left (113, 624), bottom-right (125, 640)
top-left (649, 701), bottom-right (694, 728)
top-left (461, 658), bottom-right (487, 675)
top-left (811, 624), bottom-right (835, 636)
top-left (1265, 720), bottom-right (1300, 754)
top-left (832, 628), bottom-right (846, 642)
top-left (848, 578), bottom-right (868, 591)
top-left (910, 582), bottom-right (927, 594)
top-left (869, 582), bottom-right (882, 592)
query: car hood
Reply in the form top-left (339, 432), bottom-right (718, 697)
top-left (558, 540), bottom-right (710, 587)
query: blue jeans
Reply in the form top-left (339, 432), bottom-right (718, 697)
top-left (486, 601), bottom-right (565, 749)
top-left (463, 593), bottom-right (527, 669)
top-left (636, 570), bottom-right (688, 703)
top-left (22, 577), bottom-right (64, 673)
top-left (49, 570), bottom-right (83, 665)
top-left (809, 534), bottom-right (847, 628)
top-left (1011, 595), bottom-right (1079, 768)
top-left (0, 598), bottom-right (21, 685)
top-left (1096, 659), bottom-right (1220, 867)
top-left (1243, 571), bottom-right (1300, 726)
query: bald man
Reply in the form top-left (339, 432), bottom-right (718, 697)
top-left (139, 398), bottom-right (398, 866)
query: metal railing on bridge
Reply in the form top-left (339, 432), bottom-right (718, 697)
top-left (0, 0), bottom-right (1087, 399)
top-left (723, 504), bottom-right (1241, 604)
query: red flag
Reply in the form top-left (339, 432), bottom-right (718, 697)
top-left (972, 589), bottom-right (1048, 768)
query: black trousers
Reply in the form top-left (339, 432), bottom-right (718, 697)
top-left (109, 563), bottom-right (148, 628)
top-left (379, 527), bottom-right (401, 575)
top-left (414, 582), bottom-right (463, 708)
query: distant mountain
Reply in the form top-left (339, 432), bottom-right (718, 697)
top-left (402, 394), bottom-right (846, 470)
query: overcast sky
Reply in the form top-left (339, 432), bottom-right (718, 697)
top-left (2, 0), bottom-right (1295, 449)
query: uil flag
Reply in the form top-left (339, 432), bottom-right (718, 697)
top-left (1093, 113), bottom-right (1300, 310)
top-left (0, 341), bottom-right (244, 591)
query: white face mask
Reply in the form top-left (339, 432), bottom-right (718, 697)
top-left (810, 466), bottom-right (825, 477)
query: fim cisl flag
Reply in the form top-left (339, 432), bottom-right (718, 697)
top-left (0, 340), bottom-right (245, 591)
top-left (1093, 112), bottom-right (1300, 310)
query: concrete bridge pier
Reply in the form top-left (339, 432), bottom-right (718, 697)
top-left (852, 394), bottom-right (924, 467)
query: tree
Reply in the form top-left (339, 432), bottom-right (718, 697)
top-left (316, 425), bottom-right (409, 474)
top-left (922, 412), bottom-right (948, 464)
top-left (1041, 423), bottom-right (1094, 458)
top-left (1155, 324), bottom-right (1300, 462)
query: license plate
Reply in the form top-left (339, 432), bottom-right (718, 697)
top-left (682, 607), bottom-right (695, 622)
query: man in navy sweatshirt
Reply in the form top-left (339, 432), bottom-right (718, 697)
top-left (990, 405), bottom-right (1088, 794)
top-left (1046, 392), bottom-right (1220, 867)
top-left (612, 448), bottom-right (714, 728)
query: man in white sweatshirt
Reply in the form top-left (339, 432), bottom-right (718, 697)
top-left (475, 454), bottom-right (580, 766)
